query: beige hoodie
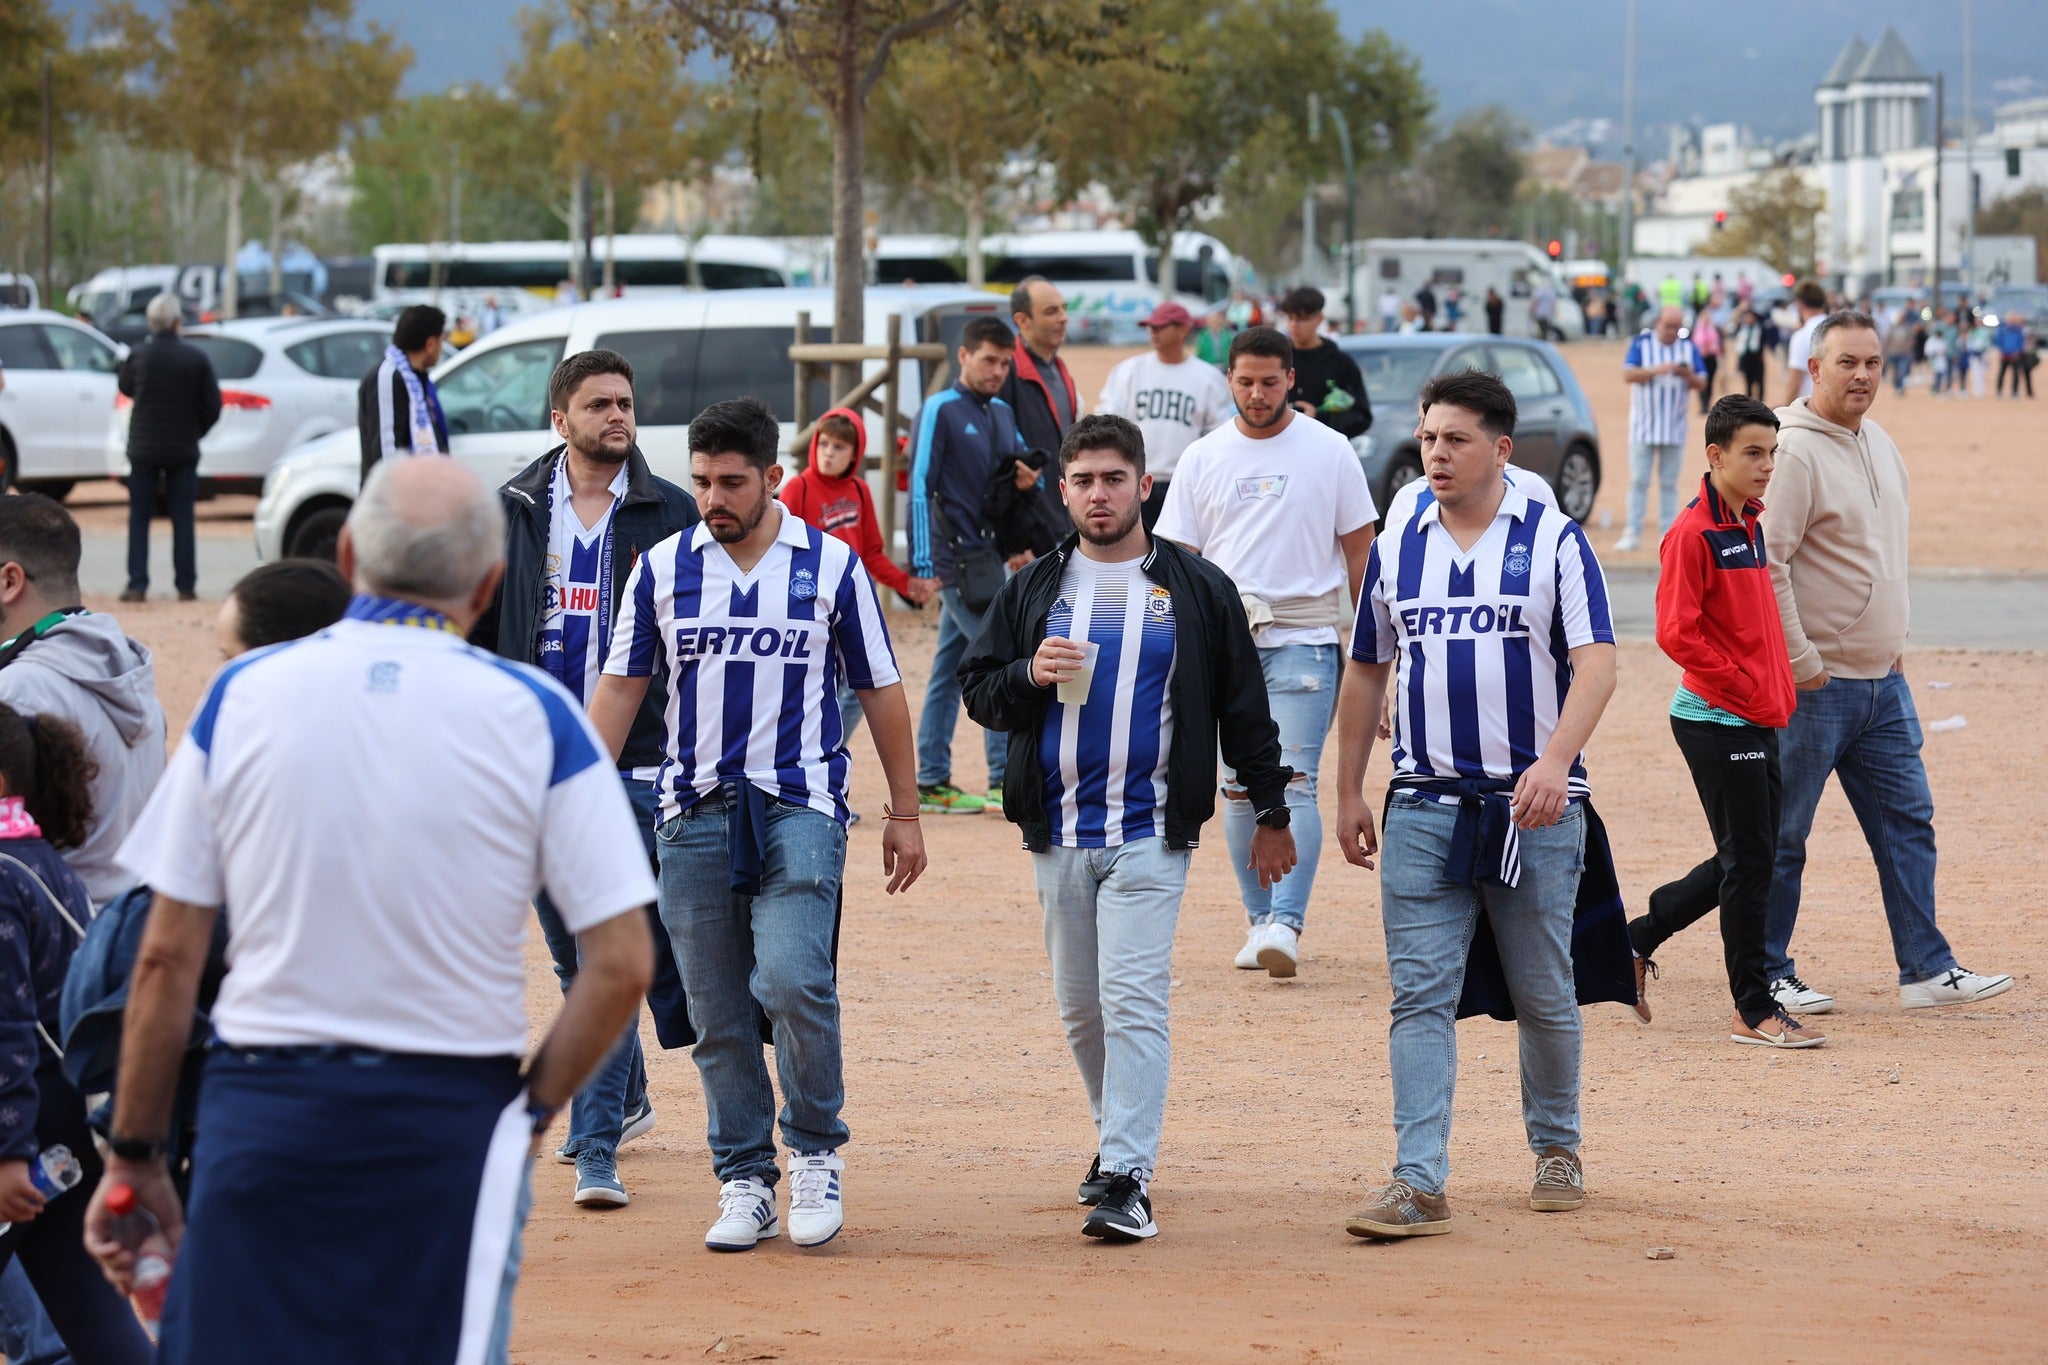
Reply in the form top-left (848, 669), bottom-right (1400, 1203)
top-left (1767, 398), bottom-right (1910, 681)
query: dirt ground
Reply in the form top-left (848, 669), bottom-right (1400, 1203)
top-left (75, 339), bottom-right (2045, 1361)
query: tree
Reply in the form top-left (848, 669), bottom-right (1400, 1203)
top-left (1, 1), bottom-right (115, 295)
top-left (349, 89), bottom-right (564, 249)
top-left (103, 0), bottom-right (407, 316)
top-left (1047, 0), bottom-right (1429, 297)
top-left (658, 0), bottom-right (1123, 391)
top-left (1358, 105), bottom-right (1529, 243)
top-left (1699, 166), bottom-right (1824, 277)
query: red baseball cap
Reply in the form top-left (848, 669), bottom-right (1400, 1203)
top-left (1141, 301), bottom-right (1193, 329)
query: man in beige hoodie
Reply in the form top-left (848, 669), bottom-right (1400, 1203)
top-left (1762, 311), bottom-right (2013, 1014)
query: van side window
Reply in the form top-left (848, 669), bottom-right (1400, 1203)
top-left (594, 329), bottom-right (703, 428)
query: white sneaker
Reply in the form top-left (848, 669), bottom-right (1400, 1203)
top-left (704, 1177), bottom-right (779, 1252)
top-left (1613, 531), bottom-right (1641, 553)
top-left (1768, 974), bottom-right (1835, 1014)
top-left (1900, 966), bottom-right (2014, 1009)
top-left (1257, 923), bottom-right (1300, 979)
top-left (786, 1150), bottom-right (845, 1247)
top-left (1234, 924), bottom-right (1269, 970)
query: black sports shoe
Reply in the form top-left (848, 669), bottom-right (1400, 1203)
top-left (1082, 1173), bottom-right (1157, 1241)
top-left (1077, 1155), bottom-right (1113, 1206)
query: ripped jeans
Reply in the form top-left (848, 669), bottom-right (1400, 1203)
top-left (1222, 642), bottom-right (1338, 933)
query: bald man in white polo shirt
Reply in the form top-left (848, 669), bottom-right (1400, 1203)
top-left (89, 459), bottom-right (656, 1365)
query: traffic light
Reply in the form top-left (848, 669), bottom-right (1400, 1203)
top-left (1546, 239), bottom-right (1562, 259)
top-left (1713, 210), bottom-right (1728, 232)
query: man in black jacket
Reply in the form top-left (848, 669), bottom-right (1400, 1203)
top-left (994, 276), bottom-right (1078, 561)
top-left (118, 293), bottom-right (221, 601)
top-left (357, 305), bottom-right (448, 480)
top-left (470, 348), bottom-right (695, 1211)
top-left (1278, 286), bottom-right (1372, 442)
top-left (960, 413), bottom-right (1295, 1244)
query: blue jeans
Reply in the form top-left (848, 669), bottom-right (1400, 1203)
top-left (656, 790), bottom-right (849, 1184)
top-left (917, 586), bottom-right (1006, 790)
top-left (1223, 642), bottom-right (1338, 933)
top-left (1627, 441), bottom-right (1685, 537)
top-left (1035, 838), bottom-right (1190, 1180)
top-left (1889, 354), bottom-right (1911, 393)
top-left (1764, 670), bottom-right (1956, 985)
top-left (1380, 794), bottom-right (1586, 1195)
top-left (126, 461), bottom-right (198, 595)
top-left (0, 1264), bottom-right (68, 1365)
top-left (533, 775), bottom-right (657, 1158)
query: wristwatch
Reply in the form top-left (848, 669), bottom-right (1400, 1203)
top-left (1254, 805), bottom-right (1291, 830)
top-left (107, 1134), bottom-right (166, 1163)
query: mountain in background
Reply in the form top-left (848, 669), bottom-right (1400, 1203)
top-left (55, 0), bottom-right (2048, 149)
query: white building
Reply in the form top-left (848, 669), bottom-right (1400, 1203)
top-left (1816, 30), bottom-right (1934, 289)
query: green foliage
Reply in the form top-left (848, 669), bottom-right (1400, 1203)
top-left (1699, 166), bottom-right (1824, 276)
top-left (1356, 105), bottom-right (1530, 242)
top-left (348, 90), bottom-right (565, 246)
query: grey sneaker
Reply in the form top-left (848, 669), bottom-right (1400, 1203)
top-left (1899, 967), bottom-right (2014, 1009)
top-left (1077, 1155), bottom-right (1114, 1206)
top-left (1530, 1147), bottom-right (1584, 1212)
top-left (1345, 1179), bottom-right (1451, 1239)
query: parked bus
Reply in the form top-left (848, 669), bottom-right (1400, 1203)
top-left (369, 235), bottom-right (792, 315)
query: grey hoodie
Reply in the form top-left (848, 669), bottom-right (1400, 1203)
top-left (1768, 398), bottom-right (1911, 681)
top-left (0, 612), bottom-right (168, 905)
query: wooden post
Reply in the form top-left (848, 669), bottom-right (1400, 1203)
top-left (878, 312), bottom-right (902, 557)
top-left (792, 310), bottom-right (812, 465)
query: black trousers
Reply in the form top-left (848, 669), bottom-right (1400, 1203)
top-left (1140, 478), bottom-right (1170, 532)
top-left (127, 462), bottom-right (199, 595)
top-left (1699, 355), bottom-right (1719, 410)
top-left (1739, 353), bottom-right (1766, 399)
top-left (1631, 717), bottom-right (1780, 1026)
top-left (0, 1064), bottom-right (157, 1364)
top-left (1997, 354), bottom-right (2034, 397)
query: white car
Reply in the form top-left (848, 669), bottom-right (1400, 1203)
top-left (107, 317), bottom-right (395, 495)
top-left (0, 310), bottom-right (124, 498)
top-left (254, 285), bottom-right (1000, 561)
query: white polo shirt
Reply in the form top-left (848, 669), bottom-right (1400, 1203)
top-left (118, 597), bottom-right (656, 1057)
top-left (605, 506), bottom-right (900, 824)
top-left (1153, 413), bottom-right (1377, 647)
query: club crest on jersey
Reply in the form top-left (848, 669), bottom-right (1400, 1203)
top-left (1504, 543), bottom-right (1532, 578)
top-left (1146, 585), bottom-right (1173, 617)
top-left (789, 568), bottom-right (818, 601)
top-left (1235, 474), bottom-right (1288, 501)
top-left (367, 661), bottom-right (400, 694)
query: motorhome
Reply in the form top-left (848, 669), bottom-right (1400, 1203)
top-left (1351, 239), bottom-right (1585, 338)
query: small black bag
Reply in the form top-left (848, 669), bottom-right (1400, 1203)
top-left (934, 498), bottom-right (1005, 614)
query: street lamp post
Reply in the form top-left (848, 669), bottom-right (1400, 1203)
top-left (1309, 95), bottom-right (1358, 328)
top-left (1618, 0), bottom-right (1638, 297)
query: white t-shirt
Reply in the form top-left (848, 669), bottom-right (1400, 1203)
top-left (540, 456), bottom-right (628, 707)
top-left (1382, 465), bottom-right (1557, 532)
top-left (1040, 556), bottom-right (1176, 848)
top-left (1153, 413), bottom-right (1378, 646)
top-left (1093, 353), bottom-right (1233, 480)
top-left (1786, 316), bottom-right (1821, 399)
top-left (118, 604), bottom-right (656, 1056)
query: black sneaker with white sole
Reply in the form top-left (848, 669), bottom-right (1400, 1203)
top-left (1081, 1173), bottom-right (1157, 1241)
top-left (1077, 1155), bottom-right (1113, 1206)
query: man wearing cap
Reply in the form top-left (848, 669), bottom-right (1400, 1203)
top-left (1277, 287), bottom-right (1373, 443)
top-left (1094, 302), bottom-right (1235, 530)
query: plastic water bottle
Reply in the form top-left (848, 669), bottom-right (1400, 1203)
top-left (1319, 378), bottom-right (1357, 414)
top-left (0, 1145), bottom-right (84, 1234)
top-left (101, 1182), bottom-right (173, 1335)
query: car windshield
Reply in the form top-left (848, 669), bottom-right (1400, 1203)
top-left (1349, 347), bottom-right (1441, 409)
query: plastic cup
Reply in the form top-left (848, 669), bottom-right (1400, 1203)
top-left (1055, 640), bottom-right (1101, 705)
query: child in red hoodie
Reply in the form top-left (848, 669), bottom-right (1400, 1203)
top-left (782, 407), bottom-right (936, 747)
top-left (1638, 394), bottom-right (1824, 1049)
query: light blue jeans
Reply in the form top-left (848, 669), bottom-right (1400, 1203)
top-left (1035, 838), bottom-right (1191, 1180)
top-left (1627, 441), bottom-right (1686, 537)
top-left (1380, 793), bottom-right (1586, 1195)
top-left (1222, 642), bottom-right (1338, 933)
top-left (1764, 670), bottom-right (1956, 985)
top-left (656, 789), bottom-right (849, 1185)
top-left (916, 586), bottom-right (1006, 791)
top-left (0, 1264), bottom-right (66, 1365)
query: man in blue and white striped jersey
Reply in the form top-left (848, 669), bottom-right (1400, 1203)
top-left (587, 397), bottom-right (927, 1256)
top-left (1614, 305), bottom-right (1708, 552)
top-left (1331, 369), bottom-right (1617, 1240)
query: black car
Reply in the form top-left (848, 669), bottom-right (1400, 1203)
top-left (1333, 332), bottom-right (1603, 522)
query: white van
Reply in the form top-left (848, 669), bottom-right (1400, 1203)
top-left (1351, 239), bottom-right (1586, 339)
top-left (252, 286), bottom-right (1001, 560)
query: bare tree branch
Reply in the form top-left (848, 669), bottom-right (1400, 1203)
top-left (859, 0), bottom-right (968, 99)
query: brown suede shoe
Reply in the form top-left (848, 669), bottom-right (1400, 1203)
top-left (1633, 955), bottom-right (1657, 1023)
top-left (1731, 1009), bottom-right (1826, 1049)
top-left (1345, 1179), bottom-right (1451, 1239)
top-left (1530, 1147), bottom-right (1584, 1212)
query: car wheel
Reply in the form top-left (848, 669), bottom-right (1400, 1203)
top-left (1378, 449), bottom-right (1424, 515)
top-left (1553, 444), bottom-right (1599, 523)
top-left (284, 500), bottom-right (350, 562)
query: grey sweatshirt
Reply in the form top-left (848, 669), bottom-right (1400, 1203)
top-left (0, 612), bottom-right (168, 905)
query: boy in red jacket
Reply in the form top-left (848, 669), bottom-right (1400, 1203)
top-left (1638, 394), bottom-right (1825, 1049)
top-left (782, 407), bottom-right (937, 746)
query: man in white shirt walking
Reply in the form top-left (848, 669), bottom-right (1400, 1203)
top-left (1094, 301), bottom-right (1233, 531)
top-left (1779, 280), bottom-right (1829, 407)
top-left (90, 458), bottom-right (657, 1365)
top-left (1614, 306), bottom-right (1707, 552)
top-left (589, 397), bottom-right (928, 1255)
top-left (1156, 326), bottom-right (1377, 977)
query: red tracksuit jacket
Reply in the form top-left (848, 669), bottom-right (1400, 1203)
top-left (1655, 473), bottom-right (1796, 728)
